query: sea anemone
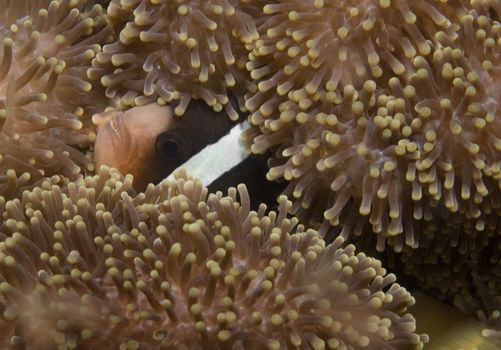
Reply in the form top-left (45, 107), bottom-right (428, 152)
top-left (374, 208), bottom-right (501, 341)
top-left (243, 0), bottom-right (501, 252)
top-left (0, 166), bottom-right (426, 349)
top-left (89, 0), bottom-right (260, 119)
top-left (0, 0), bottom-right (112, 199)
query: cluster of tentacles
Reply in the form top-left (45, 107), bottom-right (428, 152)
top-left (0, 166), bottom-right (428, 349)
top-left (0, 0), bottom-right (500, 348)
top-left (86, 0), bottom-right (501, 344)
top-left (0, 0), bottom-right (112, 199)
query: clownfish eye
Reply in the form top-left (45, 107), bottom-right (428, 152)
top-left (155, 130), bottom-right (192, 163)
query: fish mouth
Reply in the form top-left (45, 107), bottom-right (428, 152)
top-left (94, 109), bottom-right (135, 169)
top-left (108, 111), bottom-right (135, 167)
